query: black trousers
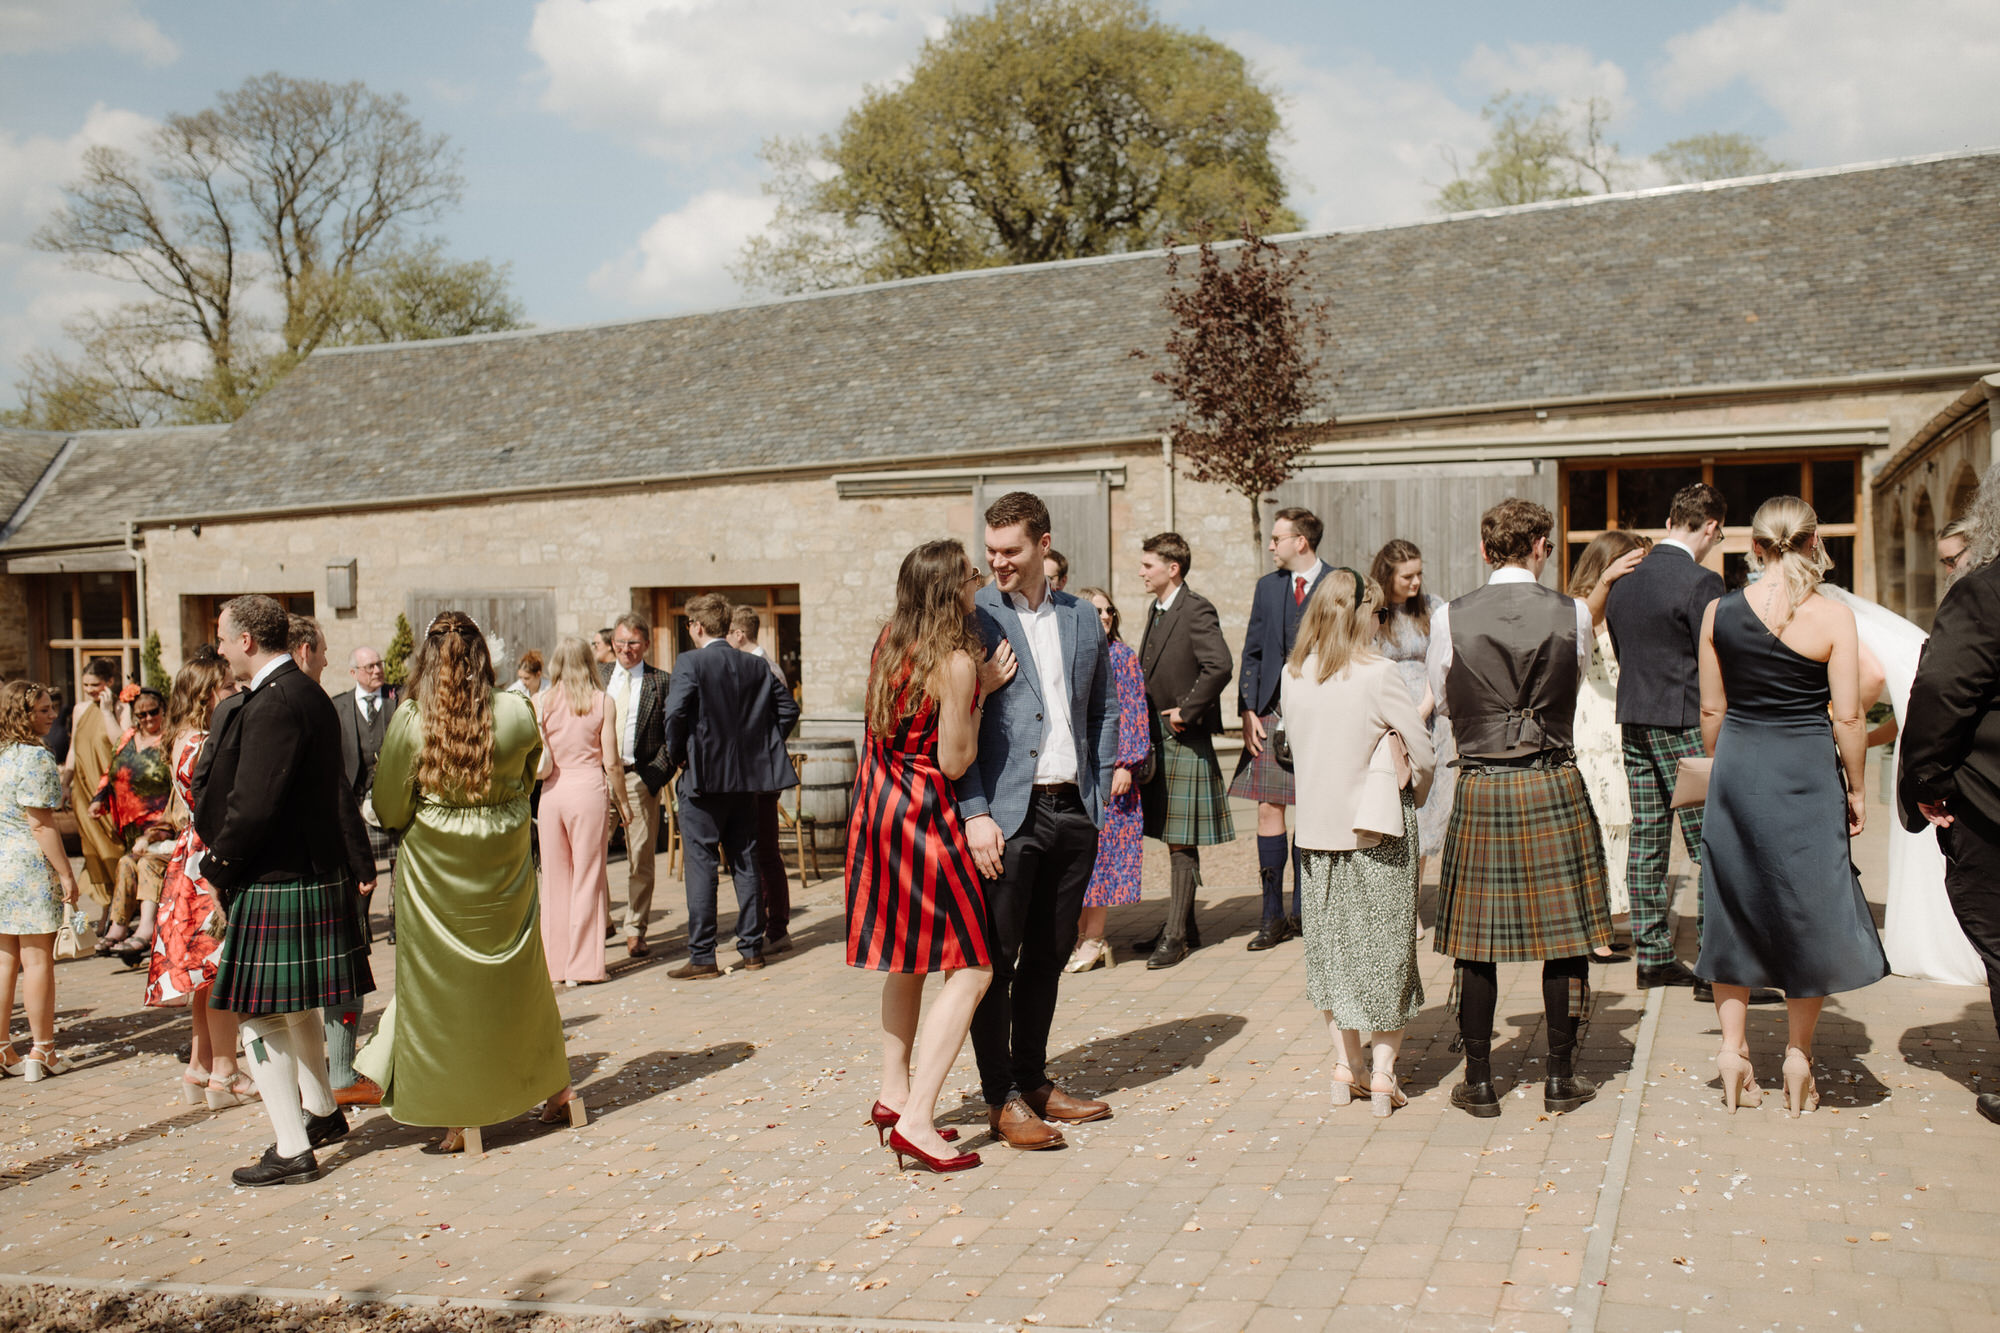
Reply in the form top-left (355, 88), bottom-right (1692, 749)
top-left (1940, 818), bottom-right (2000, 1039)
top-left (969, 786), bottom-right (1098, 1107)
top-left (753, 793), bottom-right (791, 943)
top-left (678, 789), bottom-right (762, 965)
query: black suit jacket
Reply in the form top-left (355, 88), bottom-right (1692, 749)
top-left (192, 659), bottom-right (374, 897)
top-left (1137, 584), bottom-right (1234, 735)
top-left (662, 643), bottom-right (801, 799)
top-left (1900, 562), bottom-right (2000, 841)
top-left (1604, 545), bottom-right (1723, 729)
top-left (330, 684), bottom-right (398, 797)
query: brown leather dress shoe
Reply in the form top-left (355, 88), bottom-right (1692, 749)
top-left (626, 937), bottom-right (652, 959)
top-left (666, 960), bottom-right (721, 980)
top-left (333, 1076), bottom-right (383, 1108)
top-left (1023, 1081), bottom-right (1110, 1124)
top-left (987, 1097), bottom-right (1065, 1149)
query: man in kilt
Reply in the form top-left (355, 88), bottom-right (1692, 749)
top-left (1426, 499), bottom-right (1608, 1118)
top-left (1136, 532), bottom-right (1235, 969)
top-left (197, 595), bottom-right (376, 1186)
top-left (1231, 507), bottom-right (1331, 951)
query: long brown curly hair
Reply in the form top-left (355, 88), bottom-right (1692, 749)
top-left (0, 680), bottom-right (49, 748)
top-left (408, 610), bottom-right (497, 801)
top-left (865, 540), bottom-right (982, 738)
top-left (164, 647), bottom-right (233, 758)
top-left (1370, 538), bottom-right (1430, 638)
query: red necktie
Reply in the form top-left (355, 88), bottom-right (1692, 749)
top-left (1294, 575), bottom-right (1307, 606)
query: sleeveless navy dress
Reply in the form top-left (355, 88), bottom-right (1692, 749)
top-left (1696, 592), bottom-right (1889, 996)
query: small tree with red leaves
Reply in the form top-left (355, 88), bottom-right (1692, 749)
top-left (1141, 214), bottom-right (1331, 548)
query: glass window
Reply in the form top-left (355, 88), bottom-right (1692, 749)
top-left (1713, 462), bottom-right (1802, 528)
top-left (1812, 460), bottom-right (1857, 525)
top-left (45, 581), bottom-right (73, 639)
top-left (1566, 469), bottom-right (1607, 530)
top-left (1821, 536), bottom-right (1855, 591)
top-left (1723, 553), bottom-right (1757, 591)
top-left (1617, 465), bottom-right (1704, 531)
top-left (79, 573), bottom-right (125, 640)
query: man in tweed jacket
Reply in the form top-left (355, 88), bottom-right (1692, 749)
top-left (198, 595), bottom-right (376, 1186)
top-left (1426, 499), bottom-right (1608, 1120)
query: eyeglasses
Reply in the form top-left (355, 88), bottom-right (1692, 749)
top-left (1941, 552), bottom-right (1964, 572)
top-left (961, 569), bottom-right (987, 587)
top-left (133, 708), bottom-right (162, 719)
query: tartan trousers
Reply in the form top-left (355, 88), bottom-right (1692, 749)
top-left (1622, 723), bottom-right (1706, 966)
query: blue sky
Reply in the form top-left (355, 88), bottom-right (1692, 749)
top-left (3, 0), bottom-right (1998, 407)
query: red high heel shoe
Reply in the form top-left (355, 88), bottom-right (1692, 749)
top-left (869, 1101), bottom-right (958, 1145)
top-left (887, 1127), bottom-right (980, 1173)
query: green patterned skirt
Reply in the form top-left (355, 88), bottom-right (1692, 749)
top-left (1299, 791), bottom-right (1423, 1030)
top-left (1141, 727), bottom-right (1236, 847)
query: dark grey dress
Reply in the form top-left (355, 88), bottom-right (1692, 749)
top-left (1696, 592), bottom-right (1889, 996)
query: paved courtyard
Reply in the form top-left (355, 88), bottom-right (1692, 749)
top-left (4, 758), bottom-right (1997, 1332)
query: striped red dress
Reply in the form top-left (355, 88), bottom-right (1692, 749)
top-left (845, 686), bottom-right (991, 973)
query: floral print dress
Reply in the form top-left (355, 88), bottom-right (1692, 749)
top-left (0, 743), bottom-right (66, 935)
top-left (1084, 639), bottom-right (1149, 907)
top-left (144, 733), bottom-right (225, 1006)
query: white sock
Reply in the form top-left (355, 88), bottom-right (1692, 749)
top-left (239, 1014), bottom-right (311, 1157)
top-left (289, 1009), bottom-right (337, 1118)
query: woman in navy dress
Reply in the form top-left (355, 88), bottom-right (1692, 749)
top-left (1066, 587), bottom-right (1148, 973)
top-left (1697, 497), bottom-right (1888, 1117)
top-left (846, 539), bottom-right (1014, 1171)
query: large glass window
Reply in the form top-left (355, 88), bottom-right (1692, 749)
top-left (31, 571), bottom-right (139, 700)
top-left (651, 586), bottom-right (802, 697)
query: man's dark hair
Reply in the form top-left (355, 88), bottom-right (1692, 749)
top-left (1480, 498), bottom-right (1554, 566)
top-left (221, 595), bottom-right (290, 652)
top-left (1045, 549), bottom-right (1069, 582)
top-left (287, 613), bottom-right (325, 654)
top-left (1667, 482), bottom-right (1727, 532)
top-left (1274, 507), bottom-right (1323, 551)
top-left (984, 490), bottom-right (1051, 542)
top-left (685, 593), bottom-right (731, 638)
top-left (730, 604), bottom-right (761, 639)
top-left (1143, 531), bottom-right (1193, 578)
top-left (595, 627), bottom-right (614, 645)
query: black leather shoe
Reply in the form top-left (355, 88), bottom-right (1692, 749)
top-left (1450, 1081), bottom-right (1502, 1118)
top-left (306, 1107), bottom-right (349, 1149)
top-left (1692, 979), bottom-right (1786, 1005)
top-left (1637, 960), bottom-right (1700, 988)
top-left (1978, 1093), bottom-right (2000, 1125)
top-left (1146, 936), bottom-right (1190, 970)
top-left (1246, 918), bottom-right (1290, 951)
top-left (1545, 1073), bottom-right (1598, 1113)
top-left (232, 1144), bottom-right (320, 1187)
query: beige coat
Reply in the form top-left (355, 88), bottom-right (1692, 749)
top-left (1281, 653), bottom-right (1437, 852)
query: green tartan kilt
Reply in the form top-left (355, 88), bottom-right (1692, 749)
top-left (1142, 727), bottom-right (1236, 847)
top-left (1434, 759), bottom-right (1611, 963)
top-left (210, 872), bottom-right (375, 1016)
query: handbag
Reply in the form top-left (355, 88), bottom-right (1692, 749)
top-left (1269, 709), bottom-right (1294, 771)
top-left (54, 906), bottom-right (95, 961)
top-left (1669, 755), bottom-right (1712, 809)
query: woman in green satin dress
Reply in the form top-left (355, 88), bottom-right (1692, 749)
top-left (354, 611), bottom-right (580, 1151)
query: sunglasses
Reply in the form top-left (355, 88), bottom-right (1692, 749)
top-left (133, 708), bottom-right (162, 719)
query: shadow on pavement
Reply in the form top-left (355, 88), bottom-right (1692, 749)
top-left (1898, 998), bottom-right (1997, 1097)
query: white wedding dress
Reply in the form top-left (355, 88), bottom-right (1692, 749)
top-left (1823, 586), bottom-right (1985, 986)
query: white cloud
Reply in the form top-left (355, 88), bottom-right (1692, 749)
top-left (527, 0), bottom-right (945, 161)
top-left (0, 0), bottom-right (177, 65)
top-left (1231, 37), bottom-right (1488, 231)
top-left (1460, 41), bottom-right (1633, 117)
top-left (587, 188), bottom-right (776, 309)
top-left (0, 105), bottom-right (159, 405)
top-left (1659, 0), bottom-right (2000, 162)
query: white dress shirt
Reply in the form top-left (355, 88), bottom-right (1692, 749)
top-left (249, 656), bottom-right (289, 692)
top-left (1152, 582), bottom-right (1184, 616)
top-left (1425, 566), bottom-right (1592, 723)
top-left (609, 661), bottom-right (645, 766)
top-left (1008, 587), bottom-right (1080, 786)
top-left (354, 684), bottom-right (385, 721)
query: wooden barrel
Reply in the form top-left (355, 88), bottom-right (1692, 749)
top-left (793, 738), bottom-right (857, 852)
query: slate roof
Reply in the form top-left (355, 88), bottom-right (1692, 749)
top-left (1, 426), bottom-right (228, 552)
top-left (15, 150), bottom-right (2000, 544)
top-left (0, 429), bottom-right (69, 536)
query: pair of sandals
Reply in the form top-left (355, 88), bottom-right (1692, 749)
top-left (434, 1087), bottom-right (587, 1155)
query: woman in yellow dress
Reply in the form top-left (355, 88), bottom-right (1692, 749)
top-left (354, 611), bottom-right (582, 1153)
top-left (63, 657), bottom-right (124, 936)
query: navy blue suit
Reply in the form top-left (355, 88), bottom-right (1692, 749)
top-left (1238, 564), bottom-right (1332, 717)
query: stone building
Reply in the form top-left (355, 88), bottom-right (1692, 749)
top-left (2, 149), bottom-right (1997, 733)
top-left (1869, 374), bottom-right (1998, 628)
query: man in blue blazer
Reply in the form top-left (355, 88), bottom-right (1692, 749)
top-left (660, 592), bottom-right (801, 980)
top-left (1231, 507), bottom-right (1331, 951)
top-left (958, 492), bottom-right (1119, 1151)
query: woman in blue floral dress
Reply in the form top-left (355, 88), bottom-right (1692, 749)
top-left (1067, 588), bottom-right (1150, 973)
top-left (0, 681), bottom-right (82, 1081)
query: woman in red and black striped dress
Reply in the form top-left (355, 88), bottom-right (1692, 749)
top-left (847, 539), bottom-right (1016, 1172)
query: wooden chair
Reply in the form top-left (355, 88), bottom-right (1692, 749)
top-left (777, 751), bottom-right (822, 892)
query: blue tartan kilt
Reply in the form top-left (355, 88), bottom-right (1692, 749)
top-left (210, 872), bottom-right (375, 1016)
top-left (1434, 758), bottom-right (1610, 963)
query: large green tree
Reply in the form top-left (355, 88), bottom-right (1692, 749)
top-left (7, 73), bottom-right (525, 430)
top-left (735, 0), bottom-right (1300, 294)
top-left (1651, 132), bottom-right (1793, 185)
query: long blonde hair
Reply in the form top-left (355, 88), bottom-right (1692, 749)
top-left (865, 540), bottom-right (982, 737)
top-left (545, 636), bottom-right (601, 716)
top-left (407, 610), bottom-right (496, 801)
top-left (1288, 567), bottom-right (1384, 683)
top-left (1750, 495), bottom-right (1834, 633)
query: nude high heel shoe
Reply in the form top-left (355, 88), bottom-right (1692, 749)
top-left (1782, 1048), bottom-right (1819, 1117)
top-left (1716, 1050), bottom-right (1761, 1113)
top-left (1329, 1064), bottom-right (1357, 1107)
top-left (1370, 1065), bottom-right (1408, 1119)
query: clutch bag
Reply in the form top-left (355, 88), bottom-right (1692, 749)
top-left (1669, 756), bottom-right (1712, 809)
